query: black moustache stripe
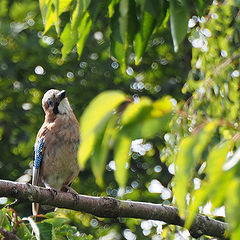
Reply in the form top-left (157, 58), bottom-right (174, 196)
top-left (53, 103), bottom-right (59, 114)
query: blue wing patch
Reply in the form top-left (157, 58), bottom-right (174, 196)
top-left (34, 137), bottom-right (44, 169)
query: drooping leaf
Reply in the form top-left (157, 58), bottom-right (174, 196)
top-left (134, 0), bottom-right (167, 64)
top-left (121, 113), bottom-right (172, 139)
top-left (134, 11), bottom-right (155, 65)
top-left (169, 0), bottom-right (190, 52)
top-left (114, 134), bottom-right (132, 187)
top-left (39, 0), bottom-right (49, 22)
top-left (174, 121), bottom-right (218, 218)
top-left (60, 23), bottom-right (77, 59)
top-left (121, 96), bottom-right (174, 139)
top-left (76, 1), bottom-right (104, 59)
top-left (110, 0), bottom-right (138, 72)
top-left (78, 91), bottom-right (127, 168)
top-left (76, 12), bottom-right (92, 58)
top-left (37, 222), bottom-right (53, 240)
top-left (185, 140), bottom-right (233, 228)
top-left (91, 114), bottom-right (118, 187)
top-left (121, 97), bottom-right (152, 125)
top-left (110, 3), bottom-right (127, 72)
top-left (226, 178), bottom-right (240, 240)
top-left (43, 2), bottom-right (55, 34)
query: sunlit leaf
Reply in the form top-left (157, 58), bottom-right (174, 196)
top-left (60, 23), bottom-right (77, 59)
top-left (54, 0), bottom-right (72, 34)
top-left (58, 0), bottom-right (72, 15)
top-left (121, 96), bottom-right (174, 139)
top-left (114, 134), bottom-right (132, 187)
top-left (43, 2), bottom-right (55, 34)
top-left (226, 178), bottom-right (240, 240)
top-left (78, 91), bottom-right (127, 168)
top-left (151, 96), bottom-right (175, 117)
top-left (121, 113), bottom-right (172, 139)
top-left (174, 121), bottom-right (218, 218)
top-left (91, 114), bottom-right (118, 187)
top-left (185, 140), bottom-right (233, 228)
top-left (121, 97), bottom-right (152, 125)
top-left (169, 0), bottom-right (189, 52)
top-left (39, 0), bottom-right (49, 21)
top-left (76, 12), bottom-right (92, 58)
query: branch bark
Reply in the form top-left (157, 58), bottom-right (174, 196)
top-left (0, 227), bottom-right (20, 240)
top-left (0, 179), bottom-right (227, 239)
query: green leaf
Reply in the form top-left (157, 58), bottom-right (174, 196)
top-left (185, 140), bottom-right (233, 228)
top-left (39, 0), bottom-right (49, 22)
top-left (169, 0), bottom-right (190, 52)
top-left (76, 12), bottom-right (92, 58)
top-left (108, 0), bottom-right (119, 18)
top-left (121, 96), bottom-right (174, 139)
top-left (174, 121), bottom-right (218, 218)
top-left (58, 0), bottom-right (73, 15)
top-left (134, 0), bottom-right (167, 64)
top-left (121, 97), bottom-right (152, 125)
top-left (43, 217), bottom-right (69, 227)
top-left (43, 2), bottom-right (55, 34)
top-left (54, 0), bottom-right (72, 34)
top-left (78, 90), bottom-right (127, 168)
top-left (110, 3), bottom-right (127, 72)
top-left (134, 11), bottom-right (155, 65)
top-left (114, 134), bottom-right (132, 187)
top-left (37, 222), bottom-right (53, 240)
top-left (226, 179), bottom-right (240, 240)
top-left (0, 209), bottom-right (11, 232)
top-left (16, 222), bottom-right (32, 239)
top-left (60, 23), bottom-right (77, 59)
top-left (110, 0), bottom-right (137, 72)
top-left (91, 114), bottom-right (118, 187)
top-left (121, 113), bottom-right (172, 139)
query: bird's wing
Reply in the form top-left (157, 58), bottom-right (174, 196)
top-left (32, 136), bottom-right (44, 216)
top-left (32, 137), bottom-right (44, 185)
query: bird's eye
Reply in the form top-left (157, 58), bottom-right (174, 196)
top-left (47, 98), bottom-right (53, 107)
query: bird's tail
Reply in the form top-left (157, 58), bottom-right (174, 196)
top-left (32, 202), bottom-right (39, 217)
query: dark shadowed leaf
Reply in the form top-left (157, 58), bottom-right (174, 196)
top-left (169, 0), bottom-right (189, 52)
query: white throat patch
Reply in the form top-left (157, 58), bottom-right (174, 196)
top-left (58, 98), bottom-right (71, 114)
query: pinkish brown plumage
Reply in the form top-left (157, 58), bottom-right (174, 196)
top-left (32, 89), bottom-right (80, 216)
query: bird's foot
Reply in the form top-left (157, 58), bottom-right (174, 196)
top-left (63, 185), bottom-right (79, 202)
top-left (46, 187), bottom-right (58, 199)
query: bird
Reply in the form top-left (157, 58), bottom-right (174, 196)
top-left (32, 89), bottom-right (80, 216)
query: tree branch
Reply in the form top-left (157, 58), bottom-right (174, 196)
top-left (0, 179), bottom-right (227, 239)
top-left (0, 227), bottom-right (20, 240)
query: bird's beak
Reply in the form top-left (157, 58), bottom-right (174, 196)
top-left (56, 90), bottom-right (66, 102)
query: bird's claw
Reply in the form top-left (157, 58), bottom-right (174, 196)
top-left (47, 187), bottom-right (58, 199)
top-left (63, 185), bottom-right (79, 202)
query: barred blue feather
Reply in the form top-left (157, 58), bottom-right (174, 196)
top-left (34, 137), bottom-right (44, 169)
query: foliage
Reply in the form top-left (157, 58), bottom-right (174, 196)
top-left (1, 0), bottom-right (240, 239)
top-left (79, 91), bottom-right (174, 187)
top-left (39, 0), bottom-right (211, 72)
top-left (0, 208), bottom-right (93, 239)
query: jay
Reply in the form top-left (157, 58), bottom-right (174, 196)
top-left (32, 89), bottom-right (80, 216)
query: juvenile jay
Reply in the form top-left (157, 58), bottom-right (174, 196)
top-left (32, 89), bottom-right (80, 216)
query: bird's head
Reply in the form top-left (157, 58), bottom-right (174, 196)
top-left (42, 89), bottom-right (72, 115)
